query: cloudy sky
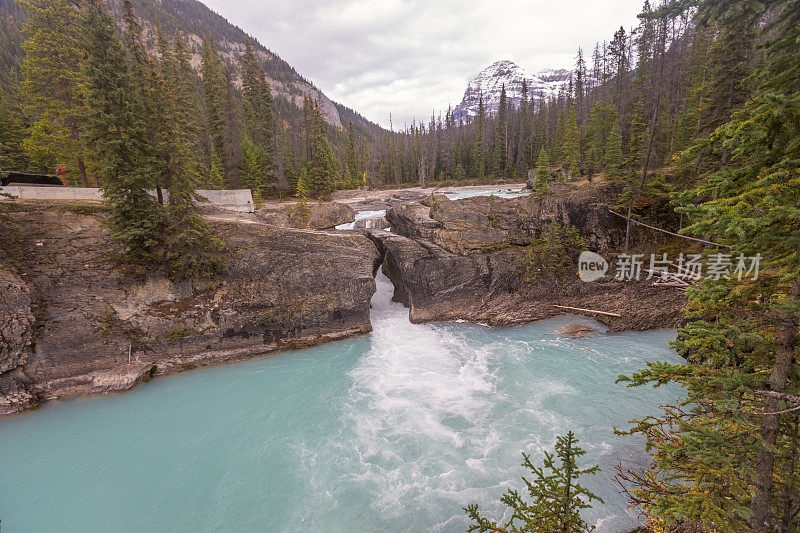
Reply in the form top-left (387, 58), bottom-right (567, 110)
top-left (202, 0), bottom-right (646, 128)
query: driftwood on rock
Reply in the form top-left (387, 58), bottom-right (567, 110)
top-left (552, 305), bottom-right (622, 317)
top-left (642, 268), bottom-right (693, 291)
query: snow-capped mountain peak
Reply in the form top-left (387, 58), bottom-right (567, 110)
top-left (452, 60), bottom-right (570, 122)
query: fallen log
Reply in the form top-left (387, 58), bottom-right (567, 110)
top-left (552, 305), bottom-right (622, 317)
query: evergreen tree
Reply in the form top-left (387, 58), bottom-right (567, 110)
top-left (154, 28), bottom-right (226, 278)
top-left (17, 0), bottom-right (88, 185)
top-left (240, 41), bottom-right (277, 193)
top-left (574, 48), bottom-right (586, 125)
top-left (282, 130), bottom-right (299, 195)
top-left (473, 94), bottom-right (487, 179)
top-left (602, 123), bottom-right (622, 176)
top-left (563, 107), bottom-right (580, 178)
top-left (465, 432), bottom-right (603, 533)
top-left (201, 38), bottom-right (229, 188)
top-left (292, 167), bottom-right (312, 228)
top-left (80, 0), bottom-right (161, 264)
top-left (169, 30), bottom-right (205, 181)
top-left (345, 119), bottom-right (359, 186)
top-left (239, 134), bottom-right (267, 200)
top-left (306, 99), bottom-right (337, 199)
top-left (0, 85), bottom-right (31, 172)
top-left (534, 149), bottom-right (551, 194)
top-left (617, 0), bottom-right (800, 530)
top-left (120, 0), bottom-right (170, 203)
top-left (493, 84), bottom-right (508, 177)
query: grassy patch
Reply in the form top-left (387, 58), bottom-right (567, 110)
top-left (167, 328), bottom-right (198, 341)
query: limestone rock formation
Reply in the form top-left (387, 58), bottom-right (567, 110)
top-left (370, 182), bottom-right (685, 330)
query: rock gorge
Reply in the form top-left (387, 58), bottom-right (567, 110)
top-left (0, 185), bottom-right (685, 416)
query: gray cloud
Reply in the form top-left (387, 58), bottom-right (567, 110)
top-left (202, 0), bottom-right (645, 128)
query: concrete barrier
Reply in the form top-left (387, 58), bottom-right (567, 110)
top-left (0, 186), bottom-right (255, 213)
top-left (194, 189), bottom-right (255, 213)
top-left (1, 185), bottom-right (103, 202)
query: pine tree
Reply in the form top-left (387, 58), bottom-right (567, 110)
top-left (493, 84), bottom-right (508, 177)
top-left (574, 48), bottom-right (586, 125)
top-left (239, 134), bottom-right (267, 200)
top-left (563, 107), bottom-right (580, 178)
top-left (282, 130), bottom-right (298, 195)
top-left (120, 0), bottom-right (169, 203)
top-left (154, 28), bottom-right (226, 279)
top-left (534, 149), bottom-right (551, 194)
top-left (306, 99), bottom-right (337, 199)
top-left (18, 0), bottom-right (88, 185)
top-left (0, 84), bottom-right (31, 172)
top-left (201, 38), bottom-right (229, 188)
top-left (80, 0), bottom-right (161, 264)
top-left (602, 124), bottom-right (622, 176)
top-left (292, 167), bottom-right (312, 227)
top-left (169, 30), bottom-right (205, 180)
top-left (465, 432), bottom-right (603, 533)
top-left (473, 94), bottom-right (487, 179)
top-left (345, 119), bottom-right (359, 187)
top-left (240, 41), bottom-right (277, 193)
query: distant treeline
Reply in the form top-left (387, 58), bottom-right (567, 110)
top-left (370, 0), bottom-right (757, 192)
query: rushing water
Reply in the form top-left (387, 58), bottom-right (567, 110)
top-left (0, 273), bottom-right (683, 532)
top-left (335, 210), bottom-right (387, 231)
top-left (443, 188), bottom-right (530, 200)
top-left (335, 188), bottom-right (529, 232)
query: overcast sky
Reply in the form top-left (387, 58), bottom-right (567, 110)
top-left (201, 0), bottom-right (646, 128)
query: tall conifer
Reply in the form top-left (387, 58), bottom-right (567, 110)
top-left (18, 0), bottom-right (88, 185)
top-left (81, 0), bottom-right (161, 264)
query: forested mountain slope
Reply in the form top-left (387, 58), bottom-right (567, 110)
top-left (0, 0), bottom-right (383, 195)
top-left (0, 0), bottom-right (379, 132)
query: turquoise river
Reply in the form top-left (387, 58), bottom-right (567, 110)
top-left (0, 273), bottom-right (684, 532)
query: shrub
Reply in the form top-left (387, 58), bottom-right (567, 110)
top-left (523, 221), bottom-right (587, 282)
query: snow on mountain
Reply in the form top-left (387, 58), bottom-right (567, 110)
top-left (452, 60), bottom-right (570, 123)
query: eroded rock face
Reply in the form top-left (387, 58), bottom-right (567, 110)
top-left (257, 201), bottom-right (355, 229)
top-left (367, 229), bottom-right (685, 330)
top-left (387, 182), bottom-right (627, 255)
top-left (0, 267), bottom-right (34, 374)
top-left (0, 208), bottom-right (380, 416)
top-left (367, 230), bottom-right (524, 323)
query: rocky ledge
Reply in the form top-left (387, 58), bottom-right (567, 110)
top-left (0, 208), bottom-right (379, 417)
top-left (256, 201), bottom-right (354, 229)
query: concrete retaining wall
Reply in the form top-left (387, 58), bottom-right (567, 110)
top-left (1, 186), bottom-right (103, 202)
top-left (0, 187), bottom-right (255, 213)
top-left (193, 189), bottom-right (255, 213)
